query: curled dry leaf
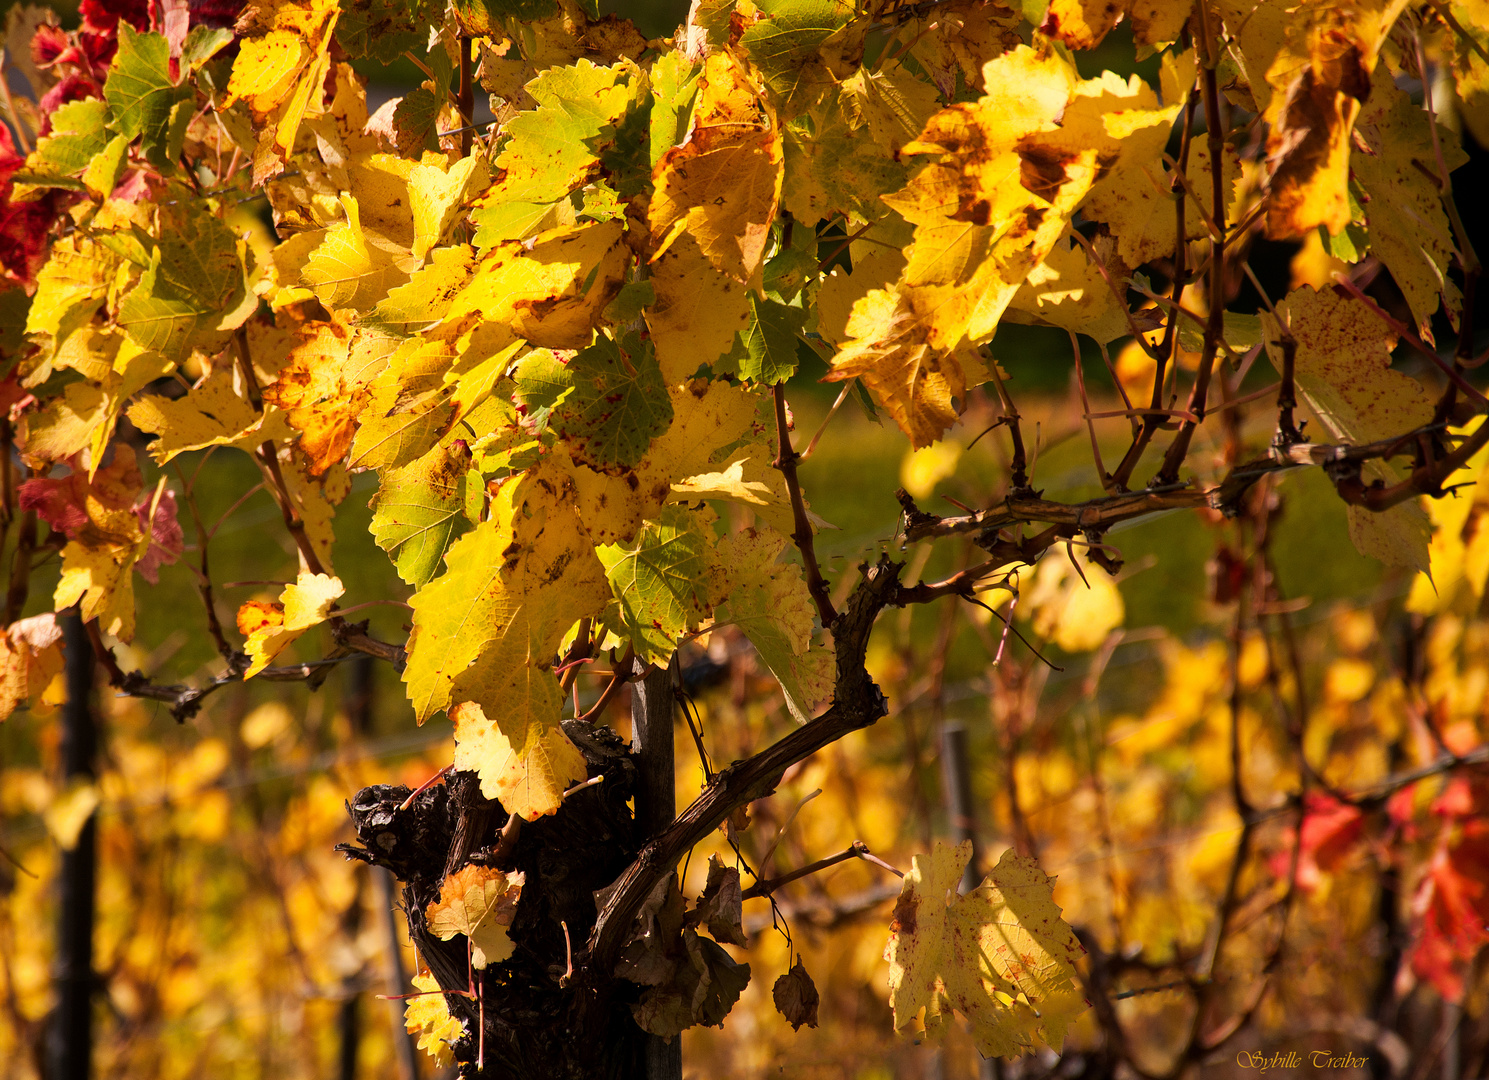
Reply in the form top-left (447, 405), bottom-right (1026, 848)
top-left (772, 958), bottom-right (820, 1031)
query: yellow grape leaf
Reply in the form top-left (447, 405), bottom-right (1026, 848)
top-left (650, 53), bottom-right (783, 284)
top-left (816, 249), bottom-right (907, 347)
top-left (450, 701), bottom-right (588, 821)
top-left (902, 0), bottom-right (1023, 95)
top-left (1041, 0), bottom-right (1191, 48)
top-left (1449, 0), bottom-right (1489, 147)
top-left (552, 379), bottom-right (772, 545)
top-left (1262, 285), bottom-right (1433, 571)
top-left (1025, 553), bottom-right (1124, 652)
top-left (404, 972), bottom-right (465, 1065)
top-left (876, 46), bottom-right (1116, 360)
top-left (645, 232), bottom-right (752, 383)
top-left (348, 334), bottom-right (460, 472)
top-left (824, 286), bottom-right (990, 449)
top-left (24, 229), bottom-right (121, 367)
top-left (128, 362), bottom-right (295, 464)
top-left (403, 463), bottom-right (609, 724)
top-left (410, 152), bottom-right (491, 263)
top-left (443, 219), bottom-right (628, 349)
top-left (1407, 419), bottom-right (1489, 614)
top-left (1259, 0), bottom-right (1409, 238)
top-left (1352, 64), bottom-right (1468, 343)
top-left (669, 457), bottom-right (793, 524)
top-left (885, 841), bottom-right (1088, 1059)
top-left (260, 321), bottom-right (373, 476)
top-left (51, 446), bottom-right (151, 642)
top-left (237, 572), bottom-right (344, 678)
top-left (425, 863), bottom-right (525, 968)
top-left (278, 453), bottom-right (349, 571)
top-left (225, 0), bottom-right (341, 183)
top-left (303, 194), bottom-right (416, 313)
top-left (713, 525), bottom-right (834, 723)
top-left (1006, 230), bottom-right (1131, 345)
top-left (0, 614), bottom-right (63, 721)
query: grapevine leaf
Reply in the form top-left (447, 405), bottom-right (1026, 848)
top-left (104, 24), bottom-right (195, 168)
top-left (713, 525), bottom-right (833, 723)
top-left (738, 0), bottom-right (856, 114)
top-left (347, 335), bottom-right (459, 471)
top-left (650, 53), bottom-right (783, 283)
top-left (410, 153), bottom-right (490, 263)
top-left (471, 59), bottom-right (643, 245)
top-left (16, 99), bottom-right (109, 193)
top-left (365, 246), bottom-right (475, 335)
top-left (237, 572), bottom-right (345, 678)
top-left (886, 842), bottom-right (1088, 1058)
top-left (1006, 231), bottom-right (1132, 345)
top-left (129, 363), bottom-right (296, 464)
top-left (450, 700), bottom-right (588, 821)
top-left (691, 855), bottom-right (746, 946)
top-left (645, 232), bottom-right (752, 383)
top-left (336, 0), bottom-right (423, 63)
top-left (773, 959), bottom-right (820, 1030)
top-left (224, 0), bottom-right (342, 182)
top-left (303, 194), bottom-right (415, 314)
top-left (403, 464), bottom-right (609, 724)
top-left (261, 321), bottom-right (382, 477)
top-left (370, 441), bottom-right (477, 587)
top-left (781, 70), bottom-right (926, 225)
top-left (648, 51), bottom-right (701, 169)
top-left (404, 973), bottom-right (464, 1065)
top-left (115, 203), bottom-right (246, 360)
top-left (1352, 64), bottom-right (1468, 343)
top-left (0, 614), bottom-right (64, 722)
top-left (553, 331), bottom-right (673, 470)
top-left (424, 863), bottom-right (525, 968)
top-left (444, 219), bottom-right (628, 349)
top-left (1040, 0), bottom-right (1192, 49)
top-left (48, 446), bottom-right (151, 643)
top-left (1255, 0), bottom-right (1405, 238)
top-left (738, 294), bottom-right (807, 385)
top-left (824, 285), bottom-right (989, 449)
top-left (596, 504), bottom-right (720, 665)
top-left (1262, 285), bottom-right (1433, 571)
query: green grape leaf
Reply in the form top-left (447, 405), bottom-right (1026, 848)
top-left (739, 0), bottom-right (856, 114)
top-left (472, 59), bottom-right (644, 246)
top-left (104, 24), bottom-right (195, 168)
top-left (335, 0), bottom-right (423, 63)
top-left (597, 504), bottom-right (720, 665)
top-left (648, 52), bottom-right (702, 169)
top-left (371, 441), bottom-right (478, 588)
top-left (181, 25), bottom-right (235, 73)
top-left (115, 204), bottom-right (245, 359)
top-left (738, 294), bottom-right (807, 385)
top-left (552, 331), bottom-right (673, 470)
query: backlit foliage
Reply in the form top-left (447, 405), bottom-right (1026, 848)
top-left (0, 0), bottom-right (1487, 1074)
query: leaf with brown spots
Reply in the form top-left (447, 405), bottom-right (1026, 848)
top-left (885, 841), bottom-right (1087, 1059)
top-left (650, 53), bottom-right (783, 284)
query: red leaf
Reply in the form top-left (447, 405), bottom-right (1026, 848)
top-left (1285, 791), bottom-right (1365, 892)
top-left (18, 448), bottom-right (142, 540)
top-left (1408, 779), bottom-right (1489, 1002)
top-left (134, 489), bottom-right (184, 584)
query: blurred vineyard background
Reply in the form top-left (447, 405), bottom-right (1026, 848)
top-left (3, 0), bottom-right (1489, 1078)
